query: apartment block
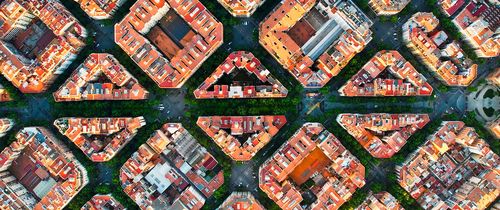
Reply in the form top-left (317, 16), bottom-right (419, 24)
top-left (0, 118), bottom-right (14, 138)
top-left (217, 191), bottom-right (265, 210)
top-left (337, 113), bottom-right (430, 158)
top-left (0, 0), bottom-right (87, 93)
top-left (114, 0), bottom-right (223, 88)
top-left (197, 115), bottom-right (286, 161)
top-left (453, 0), bottom-right (499, 58)
top-left (396, 121), bottom-right (499, 209)
top-left (194, 51), bottom-right (288, 99)
top-left (54, 53), bottom-right (149, 102)
top-left (438, 0), bottom-right (466, 16)
top-left (403, 12), bottom-right (477, 86)
top-left (259, 0), bottom-right (373, 88)
top-left (54, 117), bottom-right (146, 162)
top-left (74, 0), bottom-right (126, 19)
top-left (0, 84), bottom-right (11, 102)
top-left (81, 194), bottom-right (125, 210)
top-left (356, 191), bottom-right (404, 210)
top-left (120, 123), bottom-right (224, 209)
top-left (369, 0), bottom-right (412, 16)
top-left (0, 127), bottom-right (88, 209)
top-left (218, 0), bottom-right (266, 17)
top-left (339, 50), bottom-right (433, 97)
top-left (259, 123), bottom-right (365, 210)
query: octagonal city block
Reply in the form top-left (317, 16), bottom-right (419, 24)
top-left (259, 123), bottom-right (365, 209)
top-left (0, 127), bottom-right (88, 209)
top-left (120, 123), bottom-right (224, 210)
top-left (0, 0), bottom-right (87, 93)
top-left (259, 0), bottom-right (373, 88)
top-left (115, 0), bottom-right (223, 88)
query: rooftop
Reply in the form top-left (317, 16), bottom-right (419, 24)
top-left (403, 12), bottom-right (478, 86)
top-left (259, 0), bottom-right (373, 88)
top-left (114, 0), bottom-right (223, 88)
top-left (396, 121), bottom-right (499, 209)
top-left (120, 123), bottom-right (224, 209)
top-left (74, 0), bottom-right (126, 20)
top-left (81, 194), bottom-right (125, 210)
top-left (53, 53), bottom-right (149, 102)
top-left (339, 50), bottom-right (434, 97)
top-left (54, 117), bottom-right (146, 162)
top-left (452, 0), bottom-right (499, 58)
top-left (337, 113), bottom-right (430, 158)
top-left (0, 127), bottom-right (88, 209)
top-left (0, 118), bottom-right (14, 138)
top-left (369, 0), bottom-right (412, 16)
top-left (194, 51), bottom-right (288, 99)
top-left (0, 84), bottom-right (11, 102)
top-left (217, 0), bottom-right (266, 17)
top-left (356, 191), bottom-right (404, 210)
top-left (197, 115), bottom-right (287, 161)
top-left (217, 191), bottom-right (265, 210)
top-left (0, 0), bottom-right (87, 93)
top-left (259, 123), bottom-right (365, 209)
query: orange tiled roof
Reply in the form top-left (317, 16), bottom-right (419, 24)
top-left (356, 191), bottom-right (404, 210)
top-left (259, 0), bottom-right (373, 88)
top-left (369, 0), bottom-right (411, 16)
top-left (218, 191), bottom-right (265, 210)
top-left (74, 0), bottom-right (125, 20)
top-left (120, 123), bottom-right (224, 209)
top-left (217, 0), bottom-right (265, 17)
top-left (403, 12), bottom-right (477, 86)
top-left (337, 113), bottom-right (430, 158)
top-left (0, 0), bottom-right (87, 93)
top-left (0, 84), bottom-right (11, 102)
top-left (194, 51), bottom-right (288, 99)
top-left (197, 115), bottom-right (286, 161)
top-left (114, 0), bottom-right (223, 88)
top-left (81, 194), bottom-right (125, 210)
top-left (339, 50), bottom-right (433, 97)
top-left (396, 121), bottom-right (500, 210)
top-left (53, 53), bottom-right (149, 102)
top-left (0, 127), bottom-right (88, 210)
top-left (259, 123), bottom-right (365, 209)
top-left (54, 117), bottom-right (146, 162)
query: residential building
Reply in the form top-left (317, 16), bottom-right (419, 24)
top-left (337, 113), bottom-right (430, 158)
top-left (0, 0), bottom-right (87, 93)
top-left (54, 53), bottom-right (149, 102)
top-left (438, 0), bottom-right (466, 16)
top-left (197, 115), bottom-right (287, 161)
top-left (396, 121), bottom-right (500, 209)
top-left (74, 0), bottom-right (126, 19)
top-left (54, 117), bottom-right (146, 162)
top-left (114, 0), bottom-right (223, 88)
top-left (259, 0), bottom-right (373, 88)
top-left (403, 12), bottom-right (477, 86)
top-left (356, 191), bottom-right (404, 210)
top-left (120, 123), bottom-right (224, 209)
top-left (81, 194), bottom-right (125, 210)
top-left (217, 191), bottom-right (265, 210)
top-left (0, 84), bottom-right (11, 102)
top-left (339, 50), bottom-right (433, 97)
top-left (194, 51), bottom-right (288, 99)
top-left (259, 123), bottom-right (365, 209)
top-left (487, 68), bottom-right (500, 87)
top-left (486, 119), bottom-right (499, 139)
top-left (0, 118), bottom-right (14, 137)
top-left (453, 0), bottom-right (499, 58)
top-left (369, 0), bottom-right (411, 16)
top-left (0, 127), bottom-right (88, 209)
top-left (218, 0), bottom-right (265, 17)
